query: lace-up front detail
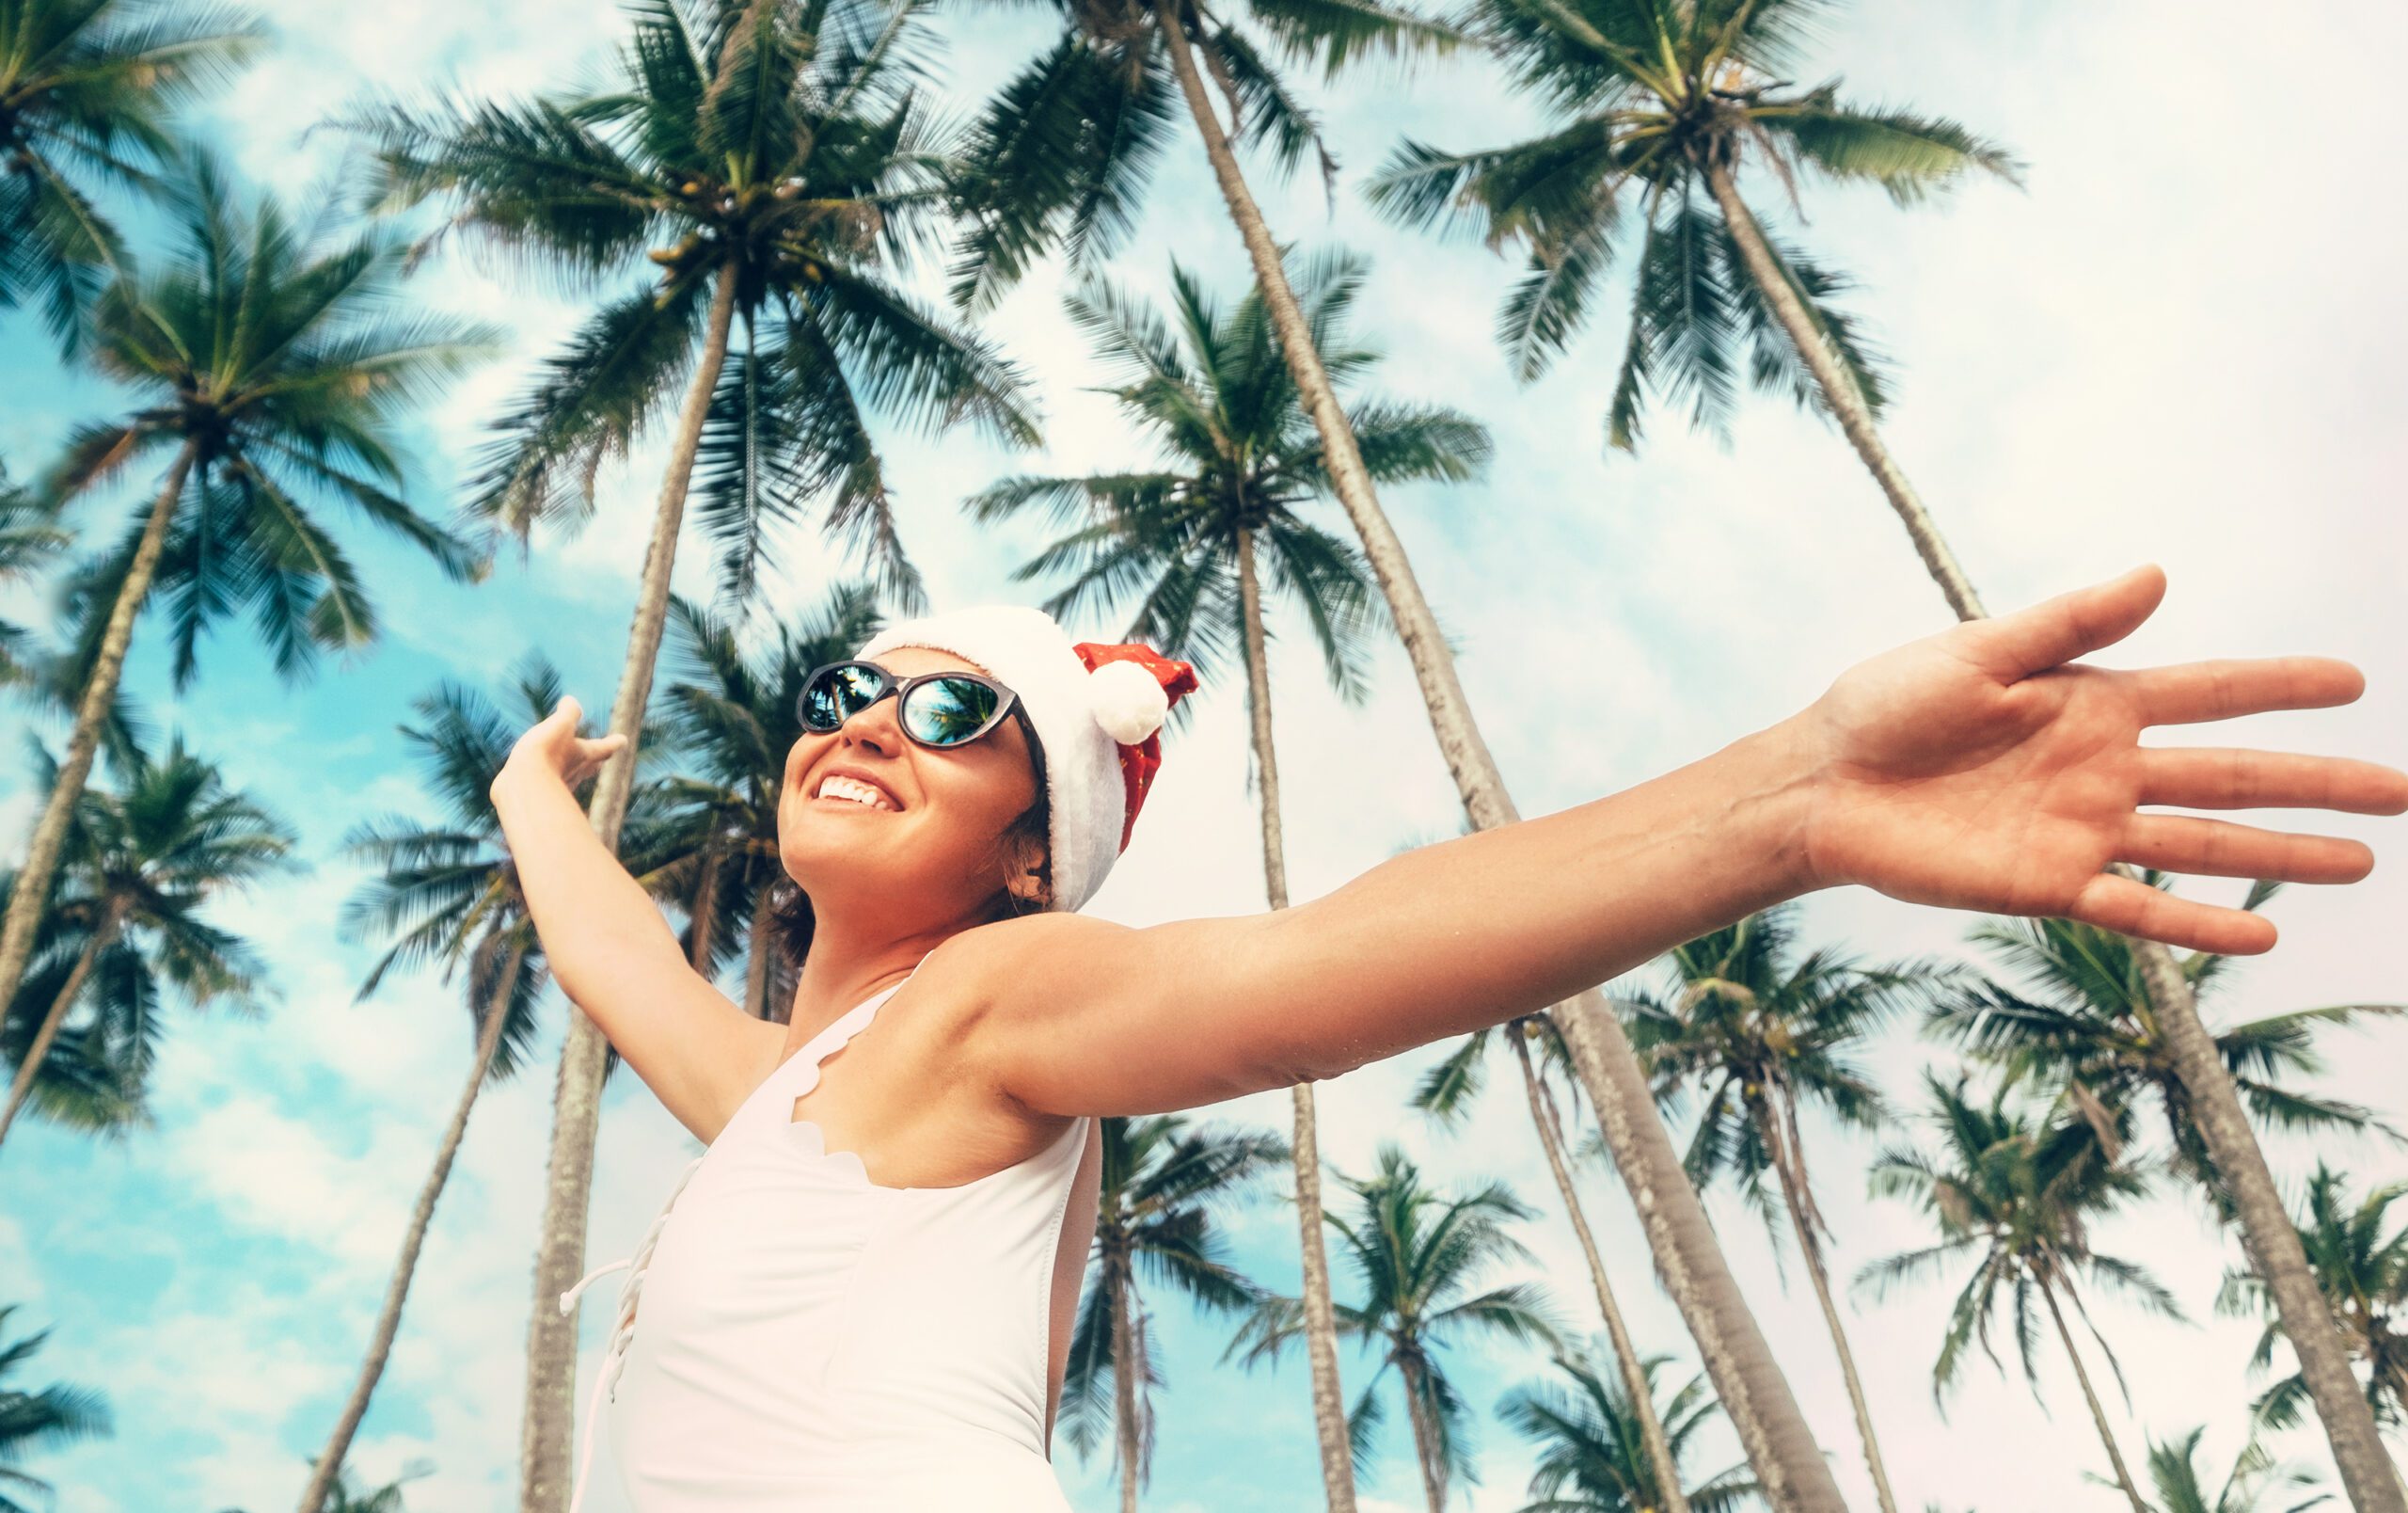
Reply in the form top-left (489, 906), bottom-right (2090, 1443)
top-left (562, 970), bottom-right (1096, 1512)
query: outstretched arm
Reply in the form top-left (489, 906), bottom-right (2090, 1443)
top-left (973, 565), bottom-right (2408, 1118)
top-left (489, 703), bottom-right (779, 1141)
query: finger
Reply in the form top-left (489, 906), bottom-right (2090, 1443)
top-left (2138, 747), bottom-right (2408, 815)
top-left (2132, 656), bottom-right (2366, 726)
top-left (551, 695), bottom-right (582, 729)
top-left (2138, 660), bottom-right (2359, 727)
top-left (2117, 813), bottom-right (2374, 884)
top-left (1963, 564), bottom-right (2164, 680)
top-left (2067, 871), bottom-right (2278, 955)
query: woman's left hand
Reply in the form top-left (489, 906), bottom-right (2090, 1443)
top-left (1787, 564), bottom-right (2408, 954)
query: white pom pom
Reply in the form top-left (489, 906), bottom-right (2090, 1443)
top-left (1089, 659), bottom-right (1169, 744)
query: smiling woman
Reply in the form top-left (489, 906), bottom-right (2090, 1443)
top-left (503, 606), bottom-right (1198, 1513)
top-left (488, 572), bottom-right (2407, 1513)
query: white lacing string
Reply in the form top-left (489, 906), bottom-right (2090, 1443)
top-left (561, 1154), bottom-right (705, 1513)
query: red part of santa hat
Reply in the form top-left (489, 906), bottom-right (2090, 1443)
top-left (1073, 641), bottom-right (1200, 850)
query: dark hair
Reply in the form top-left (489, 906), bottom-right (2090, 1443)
top-left (767, 708), bottom-right (1052, 973)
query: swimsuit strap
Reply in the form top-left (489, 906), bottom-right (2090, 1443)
top-left (726, 965), bottom-right (922, 1137)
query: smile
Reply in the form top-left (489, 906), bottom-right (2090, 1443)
top-left (814, 772), bottom-right (901, 812)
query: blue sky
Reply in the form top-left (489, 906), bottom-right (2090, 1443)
top-left (4, 1), bottom-right (2406, 1510)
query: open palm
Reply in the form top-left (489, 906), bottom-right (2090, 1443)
top-left (1794, 565), bottom-right (2407, 955)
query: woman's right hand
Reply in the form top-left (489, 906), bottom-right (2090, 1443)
top-left (493, 696), bottom-right (628, 803)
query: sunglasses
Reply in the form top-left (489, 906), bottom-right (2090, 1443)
top-left (796, 660), bottom-right (1027, 751)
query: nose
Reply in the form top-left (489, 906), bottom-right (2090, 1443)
top-left (839, 695), bottom-right (906, 757)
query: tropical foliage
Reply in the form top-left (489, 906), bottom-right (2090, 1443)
top-left (1236, 1145), bottom-right (1561, 1511)
top-left (358, 0), bottom-right (1038, 605)
top-left (2220, 1165), bottom-right (2408, 1443)
top-left (1930, 884), bottom-right (2400, 1206)
top-left (0, 735), bottom-right (290, 1144)
top-left (0, 0), bottom-right (264, 354)
top-left (1861, 1074), bottom-right (2181, 1511)
top-left (632, 582), bottom-right (881, 1017)
top-left (0, 5), bottom-right (2400, 1513)
top-left (0, 1302), bottom-right (110, 1512)
top-left (1624, 907), bottom-right (1956, 1512)
top-left (1497, 1350), bottom-right (1757, 1513)
top-left (1064, 1114), bottom-right (1284, 1510)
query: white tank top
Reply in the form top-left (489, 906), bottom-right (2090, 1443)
top-left (560, 971), bottom-right (1099, 1512)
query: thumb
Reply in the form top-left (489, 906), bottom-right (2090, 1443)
top-left (1966, 563), bottom-right (2165, 680)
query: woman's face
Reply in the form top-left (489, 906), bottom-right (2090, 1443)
top-left (776, 646), bottom-right (1044, 922)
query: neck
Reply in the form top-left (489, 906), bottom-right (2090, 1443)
top-left (779, 894), bottom-right (995, 1044)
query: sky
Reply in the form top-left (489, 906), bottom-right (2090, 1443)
top-left (3, 1), bottom-right (2406, 1511)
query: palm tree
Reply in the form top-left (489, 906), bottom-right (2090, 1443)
top-left (634, 582), bottom-right (881, 1020)
top-left (1859, 1074), bottom-right (2180, 1513)
top-left (1372, 11), bottom-right (2392, 1501)
top-left (1062, 1114), bottom-right (1283, 1513)
top-left (1497, 1350), bottom-right (1758, 1513)
top-left (963, 9), bottom-right (1846, 1505)
top-left (322, 1464), bottom-right (428, 1513)
top-left (0, 148), bottom-right (489, 1118)
top-left (1929, 880), bottom-right (2400, 1205)
top-left (0, 1303), bottom-right (109, 1511)
top-left (356, 10), bottom-right (1039, 1490)
top-left (2219, 1165), bottom-right (2408, 1446)
top-left (2133, 1425), bottom-right (2327, 1513)
top-left (948, 0), bottom-right (1460, 313)
top-left (1235, 1145), bottom-right (1560, 1513)
top-left (0, 470), bottom-right (69, 686)
top-left (0, 0), bottom-right (264, 355)
top-left (0, 892), bottom-right (150, 1133)
top-left (1366, 0), bottom-right (2016, 615)
top-left (1624, 908), bottom-right (1957, 1513)
top-left (1417, 1011), bottom-right (1691, 1513)
top-left (0, 734), bottom-right (290, 1146)
top-left (295, 665), bottom-right (610, 1513)
top-left (975, 247), bottom-right (1485, 1511)
top-left (258, 1460), bottom-right (434, 1513)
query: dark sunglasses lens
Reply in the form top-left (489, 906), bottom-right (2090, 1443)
top-left (900, 677), bottom-right (1000, 747)
top-left (800, 664), bottom-right (884, 731)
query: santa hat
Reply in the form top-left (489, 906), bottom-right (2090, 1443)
top-left (858, 606), bottom-right (1198, 913)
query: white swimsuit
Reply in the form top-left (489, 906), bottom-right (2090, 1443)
top-left (561, 973), bottom-right (1099, 1512)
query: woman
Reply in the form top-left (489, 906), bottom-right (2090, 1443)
top-left (499, 571), bottom-right (2403, 1512)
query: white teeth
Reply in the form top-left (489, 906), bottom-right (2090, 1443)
top-left (816, 773), bottom-right (895, 810)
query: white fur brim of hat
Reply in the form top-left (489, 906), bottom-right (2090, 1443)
top-left (859, 606), bottom-right (1156, 914)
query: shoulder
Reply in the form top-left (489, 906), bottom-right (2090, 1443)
top-left (911, 913), bottom-right (1138, 1081)
top-left (916, 911), bottom-right (1133, 1006)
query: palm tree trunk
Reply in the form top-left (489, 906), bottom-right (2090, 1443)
top-left (741, 881), bottom-right (774, 1019)
top-left (2037, 1278), bottom-right (2147, 1513)
top-left (1112, 1264), bottom-right (1142, 1513)
top-left (0, 440), bottom-right (197, 1060)
top-left (768, 946), bottom-right (800, 1027)
top-left (0, 906), bottom-right (121, 1146)
top-left (1396, 1354), bottom-right (1448, 1513)
top-left (518, 263), bottom-right (742, 1513)
top-left (1700, 163), bottom-right (1985, 621)
top-left (1752, 1098), bottom-right (1897, 1513)
top-left (299, 942), bottom-right (527, 1513)
top-left (687, 841), bottom-right (721, 972)
top-left (1156, 22), bottom-right (1843, 1512)
top-left (1703, 158), bottom-right (2406, 1513)
top-left (1235, 530), bottom-right (1358, 1513)
top-left (1510, 1027), bottom-right (1689, 1513)
top-left (2134, 939), bottom-right (2406, 1513)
